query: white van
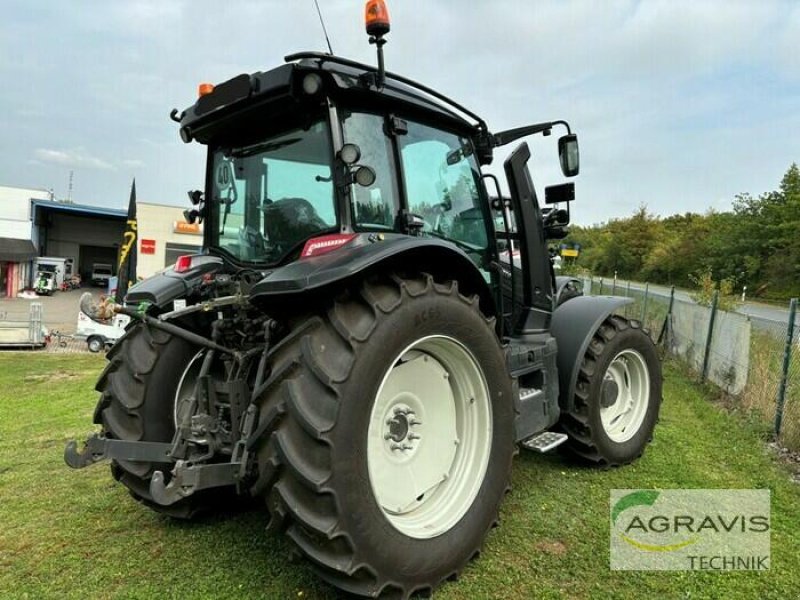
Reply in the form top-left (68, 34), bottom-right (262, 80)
top-left (91, 263), bottom-right (113, 287)
top-left (76, 310), bottom-right (130, 352)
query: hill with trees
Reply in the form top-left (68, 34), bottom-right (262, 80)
top-left (564, 163), bottom-right (800, 301)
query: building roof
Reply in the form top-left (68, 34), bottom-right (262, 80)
top-left (31, 199), bottom-right (127, 219)
top-left (0, 237), bottom-right (37, 262)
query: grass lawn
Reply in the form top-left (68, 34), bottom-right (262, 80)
top-left (0, 354), bottom-right (798, 599)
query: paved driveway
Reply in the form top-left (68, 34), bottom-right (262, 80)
top-left (0, 287), bottom-right (105, 334)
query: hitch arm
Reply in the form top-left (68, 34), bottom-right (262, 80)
top-left (149, 461), bottom-right (240, 506)
top-left (64, 434), bottom-right (173, 469)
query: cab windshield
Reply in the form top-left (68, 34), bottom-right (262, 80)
top-left (210, 117), bottom-right (336, 264)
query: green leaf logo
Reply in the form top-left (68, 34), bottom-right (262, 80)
top-left (612, 490), bottom-right (660, 524)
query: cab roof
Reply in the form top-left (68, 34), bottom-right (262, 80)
top-left (177, 52), bottom-right (490, 148)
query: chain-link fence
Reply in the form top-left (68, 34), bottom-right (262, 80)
top-left (584, 276), bottom-right (800, 451)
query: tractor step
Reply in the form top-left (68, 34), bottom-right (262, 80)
top-left (521, 431), bottom-right (568, 453)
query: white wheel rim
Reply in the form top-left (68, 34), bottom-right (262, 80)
top-left (599, 349), bottom-right (650, 443)
top-left (367, 335), bottom-right (492, 539)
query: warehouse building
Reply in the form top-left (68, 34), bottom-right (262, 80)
top-left (0, 184), bottom-right (203, 297)
top-left (31, 199), bottom-right (127, 282)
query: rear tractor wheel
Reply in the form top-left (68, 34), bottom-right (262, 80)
top-left (252, 274), bottom-right (515, 598)
top-left (93, 322), bottom-right (234, 518)
top-left (561, 315), bottom-right (662, 465)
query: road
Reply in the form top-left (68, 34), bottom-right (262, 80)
top-left (589, 277), bottom-right (794, 333)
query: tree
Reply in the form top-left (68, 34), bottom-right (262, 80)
top-left (562, 163), bottom-right (800, 300)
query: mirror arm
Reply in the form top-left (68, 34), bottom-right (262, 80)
top-left (491, 120), bottom-right (572, 148)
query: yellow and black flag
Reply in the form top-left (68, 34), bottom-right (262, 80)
top-left (115, 179), bottom-right (138, 303)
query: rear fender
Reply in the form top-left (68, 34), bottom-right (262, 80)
top-left (550, 295), bottom-right (633, 411)
top-left (249, 234), bottom-right (497, 317)
top-left (125, 255), bottom-right (223, 308)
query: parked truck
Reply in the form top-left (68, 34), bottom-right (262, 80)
top-left (66, 3), bottom-right (662, 598)
top-left (90, 263), bottom-right (113, 287)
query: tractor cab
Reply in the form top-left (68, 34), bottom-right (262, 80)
top-left (173, 46), bottom-right (579, 342)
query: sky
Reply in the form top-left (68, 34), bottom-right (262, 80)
top-left (1, 0), bottom-right (798, 225)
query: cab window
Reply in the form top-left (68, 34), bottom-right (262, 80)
top-left (398, 121), bottom-right (488, 253)
top-left (341, 111), bottom-right (399, 230)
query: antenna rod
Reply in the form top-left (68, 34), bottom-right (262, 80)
top-left (313, 0), bottom-right (334, 55)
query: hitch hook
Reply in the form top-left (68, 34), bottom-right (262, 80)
top-left (149, 464), bottom-right (193, 506)
top-left (64, 436), bottom-right (106, 469)
top-left (149, 460), bottom-right (240, 506)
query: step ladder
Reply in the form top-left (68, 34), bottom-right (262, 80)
top-left (521, 431), bottom-right (568, 453)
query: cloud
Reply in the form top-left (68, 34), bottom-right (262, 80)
top-left (34, 148), bottom-right (116, 171)
top-left (4, 1), bottom-right (798, 219)
top-left (121, 159), bottom-right (145, 169)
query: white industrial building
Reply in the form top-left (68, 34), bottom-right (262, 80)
top-left (136, 202), bottom-right (203, 277)
top-left (0, 185), bottom-right (49, 297)
top-left (0, 185), bottom-right (202, 298)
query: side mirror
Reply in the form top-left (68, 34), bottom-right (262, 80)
top-left (184, 209), bottom-right (200, 224)
top-left (558, 134), bottom-right (579, 177)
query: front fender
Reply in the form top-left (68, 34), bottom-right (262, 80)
top-left (554, 276), bottom-right (583, 306)
top-left (550, 295), bottom-right (633, 411)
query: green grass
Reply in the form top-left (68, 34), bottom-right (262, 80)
top-left (741, 329), bottom-right (800, 450)
top-left (1, 354), bottom-right (799, 599)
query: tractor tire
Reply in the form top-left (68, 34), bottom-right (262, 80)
top-left (560, 315), bottom-right (662, 466)
top-left (93, 322), bottom-right (233, 518)
top-left (251, 274), bottom-right (515, 599)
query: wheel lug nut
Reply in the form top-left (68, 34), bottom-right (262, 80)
top-left (409, 419), bottom-right (421, 426)
top-left (408, 433), bottom-right (420, 441)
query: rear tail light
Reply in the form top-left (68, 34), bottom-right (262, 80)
top-left (300, 234), bottom-right (357, 259)
top-left (174, 255), bottom-right (194, 273)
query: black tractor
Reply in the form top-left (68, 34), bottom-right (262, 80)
top-left (66, 3), bottom-right (661, 598)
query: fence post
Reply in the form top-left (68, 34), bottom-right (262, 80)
top-left (701, 290), bottom-right (719, 382)
top-left (626, 281), bottom-right (631, 297)
top-left (612, 272), bottom-right (617, 295)
top-left (599, 278), bottom-right (604, 295)
top-left (641, 282), bottom-right (650, 322)
top-left (775, 298), bottom-right (798, 436)
top-left (657, 286), bottom-right (676, 346)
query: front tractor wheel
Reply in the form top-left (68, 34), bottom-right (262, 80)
top-left (561, 315), bottom-right (662, 465)
top-left (252, 275), bottom-right (514, 598)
